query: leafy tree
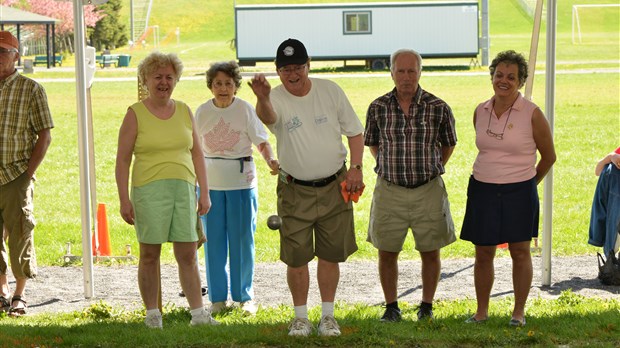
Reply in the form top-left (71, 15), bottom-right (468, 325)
top-left (90, 0), bottom-right (128, 51)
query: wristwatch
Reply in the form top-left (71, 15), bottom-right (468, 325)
top-left (351, 164), bottom-right (362, 170)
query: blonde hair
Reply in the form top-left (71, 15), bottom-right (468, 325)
top-left (137, 51), bottom-right (183, 88)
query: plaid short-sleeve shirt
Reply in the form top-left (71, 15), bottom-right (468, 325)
top-left (0, 71), bottom-right (54, 184)
top-left (364, 86), bottom-right (457, 187)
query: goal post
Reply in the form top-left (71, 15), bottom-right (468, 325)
top-left (572, 4), bottom-right (620, 44)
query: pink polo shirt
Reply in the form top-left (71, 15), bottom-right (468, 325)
top-left (472, 94), bottom-right (538, 184)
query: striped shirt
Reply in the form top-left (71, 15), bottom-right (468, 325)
top-left (0, 70), bottom-right (54, 184)
top-left (364, 86), bottom-right (457, 187)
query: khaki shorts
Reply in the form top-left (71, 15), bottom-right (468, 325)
top-left (367, 176), bottom-right (455, 253)
top-left (0, 172), bottom-right (37, 279)
top-left (277, 169), bottom-right (357, 267)
top-left (132, 179), bottom-right (198, 244)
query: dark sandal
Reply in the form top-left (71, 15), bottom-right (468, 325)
top-left (0, 295), bottom-right (10, 312)
top-left (9, 295), bottom-right (26, 317)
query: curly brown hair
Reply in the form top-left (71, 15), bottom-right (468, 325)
top-left (206, 61), bottom-right (242, 92)
top-left (489, 50), bottom-right (528, 88)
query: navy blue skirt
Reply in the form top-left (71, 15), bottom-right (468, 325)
top-left (460, 176), bottom-right (539, 246)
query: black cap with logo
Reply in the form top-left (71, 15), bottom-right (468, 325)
top-left (275, 38), bottom-right (308, 69)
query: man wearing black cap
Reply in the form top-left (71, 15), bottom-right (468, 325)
top-left (0, 30), bottom-right (54, 317)
top-left (249, 38), bottom-right (364, 337)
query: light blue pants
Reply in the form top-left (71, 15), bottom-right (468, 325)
top-left (201, 188), bottom-right (257, 303)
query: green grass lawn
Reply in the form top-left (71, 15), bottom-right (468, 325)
top-left (0, 291), bottom-right (618, 347)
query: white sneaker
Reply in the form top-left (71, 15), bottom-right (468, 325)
top-left (190, 308), bottom-right (220, 326)
top-left (145, 313), bottom-right (163, 329)
top-left (288, 317), bottom-right (313, 336)
top-left (240, 301), bottom-right (257, 316)
top-left (318, 315), bottom-right (341, 336)
top-left (210, 301), bottom-right (227, 314)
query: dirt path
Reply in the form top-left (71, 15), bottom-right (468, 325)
top-left (8, 255), bottom-right (619, 316)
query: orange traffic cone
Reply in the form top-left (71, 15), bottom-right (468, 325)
top-left (93, 203), bottom-right (112, 256)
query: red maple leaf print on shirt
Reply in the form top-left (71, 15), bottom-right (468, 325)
top-left (203, 118), bottom-right (241, 154)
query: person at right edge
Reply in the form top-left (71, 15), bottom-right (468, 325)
top-left (249, 38), bottom-right (364, 337)
top-left (364, 48), bottom-right (457, 323)
top-left (461, 50), bottom-right (556, 327)
top-left (588, 147), bottom-right (620, 257)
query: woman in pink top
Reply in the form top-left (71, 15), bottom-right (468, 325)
top-left (460, 50), bottom-right (556, 327)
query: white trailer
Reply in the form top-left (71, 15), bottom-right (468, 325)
top-left (234, 1), bottom-right (479, 69)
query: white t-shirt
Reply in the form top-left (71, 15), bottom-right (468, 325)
top-left (269, 78), bottom-right (363, 180)
top-left (195, 97), bottom-right (269, 190)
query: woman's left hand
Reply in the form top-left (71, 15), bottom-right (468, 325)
top-left (197, 193), bottom-right (211, 216)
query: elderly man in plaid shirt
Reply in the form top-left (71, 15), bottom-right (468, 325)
top-left (0, 31), bottom-right (54, 317)
top-left (364, 48), bottom-right (457, 323)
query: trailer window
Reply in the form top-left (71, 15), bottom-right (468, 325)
top-left (343, 11), bottom-right (371, 34)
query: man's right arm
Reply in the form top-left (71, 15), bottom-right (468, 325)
top-left (249, 74), bottom-right (277, 125)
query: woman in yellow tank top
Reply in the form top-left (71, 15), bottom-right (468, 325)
top-left (115, 51), bottom-right (217, 328)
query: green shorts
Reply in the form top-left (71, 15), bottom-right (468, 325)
top-left (131, 179), bottom-right (198, 244)
top-left (367, 176), bottom-right (456, 253)
top-left (276, 168), bottom-right (357, 267)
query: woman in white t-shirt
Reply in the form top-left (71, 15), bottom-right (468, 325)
top-left (195, 61), bottom-right (279, 316)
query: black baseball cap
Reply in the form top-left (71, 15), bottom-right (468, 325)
top-left (275, 38), bottom-right (308, 69)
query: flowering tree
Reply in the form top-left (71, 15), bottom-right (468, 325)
top-left (1, 0), bottom-right (102, 53)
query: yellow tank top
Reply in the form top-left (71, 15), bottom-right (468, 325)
top-left (130, 100), bottom-right (196, 187)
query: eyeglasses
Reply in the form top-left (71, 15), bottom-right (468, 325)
top-left (212, 81), bottom-right (235, 89)
top-left (278, 64), bottom-right (307, 75)
top-left (0, 48), bottom-right (17, 55)
top-left (486, 101), bottom-right (514, 140)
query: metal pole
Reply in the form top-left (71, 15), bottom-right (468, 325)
top-left (130, 0), bottom-right (134, 44)
top-left (480, 0), bottom-right (490, 66)
top-left (72, 0), bottom-right (95, 298)
top-left (541, 0), bottom-right (557, 287)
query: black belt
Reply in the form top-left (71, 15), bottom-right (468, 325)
top-left (206, 156), bottom-right (252, 173)
top-left (287, 168), bottom-right (343, 187)
top-left (387, 175), bottom-right (437, 189)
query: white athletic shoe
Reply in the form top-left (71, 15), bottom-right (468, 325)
top-left (210, 301), bottom-right (227, 314)
top-left (145, 312), bottom-right (163, 329)
top-left (190, 308), bottom-right (220, 326)
top-left (318, 315), bottom-right (341, 336)
top-left (288, 317), bottom-right (313, 336)
top-left (240, 301), bottom-right (257, 316)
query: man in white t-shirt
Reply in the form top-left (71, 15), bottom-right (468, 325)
top-left (249, 38), bottom-right (364, 337)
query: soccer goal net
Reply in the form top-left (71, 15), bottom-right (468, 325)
top-left (572, 4), bottom-right (620, 44)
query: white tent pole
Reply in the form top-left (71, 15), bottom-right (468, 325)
top-left (72, 0), bottom-right (95, 298)
top-left (525, 0), bottom-right (544, 100)
top-left (542, 0), bottom-right (557, 287)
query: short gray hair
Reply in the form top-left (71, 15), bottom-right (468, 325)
top-left (390, 49), bottom-right (422, 72)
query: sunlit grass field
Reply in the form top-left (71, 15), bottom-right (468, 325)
top-left (22, 0), bottom-right (618, 265)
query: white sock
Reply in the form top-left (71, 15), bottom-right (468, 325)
top-left (294, 305), bottom-right (308, 319)
top-left (321, 302), bottom-right (334, 318)
top-left (190, 307), bottom-right (205, 317)
top-left (146, 308), bottom-right (161, 317)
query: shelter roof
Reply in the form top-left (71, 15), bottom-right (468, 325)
top-left (0, 5), bottom-right (60, 25)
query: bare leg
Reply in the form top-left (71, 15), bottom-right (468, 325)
top-left (420, 249), bottom-right (440, 303)
top-left (509, 241), bottom-right (532, 321)
top-left (287, 264), bottom-right (309, 306)
top-left (138, 243), bottom-right (162, 310)
top-left (174, 242), bottom-right (203, 310)
top-left (379, 250), bottom-right (399, 303)
top-left (0, 274), bottom-right (9, 298)
top-left (473, 245), bottom-right (496, 320)
top-left (317, 258), bottom-right (339, 302)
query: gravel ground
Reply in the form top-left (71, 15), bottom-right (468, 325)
top-left (6, 254), bottom-right (619, 316)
